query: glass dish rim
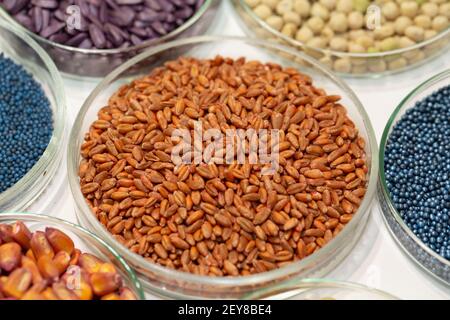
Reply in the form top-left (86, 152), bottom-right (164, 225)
top-left (235, 0), bottom-right (450, 59)
top-left (0, 211), bottom-right (146, 300)
top-left (0, 19), bottom-right (66, 209)
top-left (0, 0), bottom-right (215, 55)
top-left (242, 278), bottom-right (399, 299)
top-left (68, 35), bottom-right (379, 287)
top-left (378, 69), bottom-right (450, 270)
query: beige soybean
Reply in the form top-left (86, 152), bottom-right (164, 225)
top-left (348, 11), bottom-right (364, 30)
top-left (266, 15), bottom-right (284, 30)
top-left (244, 0), bottom-right (449, 74)
top-left (294, 0), bottom-right (311, 17)
top-left (253, 4), bottom-right (272, 19)
top-left (432, 16), bottom-right (449, 32)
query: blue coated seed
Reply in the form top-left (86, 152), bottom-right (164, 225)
top-left (0, 54), bottom-right (53, 194)
top-left (385, 84), bottom-right (450, 261)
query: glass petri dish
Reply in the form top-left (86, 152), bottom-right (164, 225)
top-left (68, 36), bottom-right (379, 299)
top-left (244, 278), bottom-right (398, 300)
top-left (0, 212), bottom-right (145, 300)
top-left (378, 69), bottom-right (450, 286)
top-left (0, 19), bottom-right (66, 213)
top-left (232, 0), bottom-right (450, 78)
top-left (0, 0), bottom-right (220, 78)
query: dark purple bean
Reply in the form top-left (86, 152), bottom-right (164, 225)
top-left (104, 23), bottom-right (124, 46)
top-left (1, 0), bottom-right (18, 12)
top-left (65, 32), bottom-right (88, 46)
top-left (74, 0), bottom-right (90, 17)
top-left (9, 0), bottom-right (30, 15)
top-left (49, 32), bottom-right (70, 43)
top-left (31, 0), bottom-right (59, 9)
top-left (156, 0), bottom-right (174, 12)
top-left (170, 0), bottom-right (185, 8)
top-left (144, 0), bottom-right (161, 11)
top-left (99, 1), bottom-right (108, 23)
top-left (150, 21), bottom-right (166, 35)
top-left (130, 34), bottom-right (143, 45)
top-left (78, 38), bottom-right (93, 49)
top-left (105, 0), bottom-right (118, 9)
top-left (41, 9), bottom-right (50, 28)
top-left (3, 0), bottom-right (201, 49)
top-left (88, 23), bottom-right (106, 49)
top-left (53, 9), bottom-right (66, 21)
top-left (88, 3), bottom-right (98, 18)
top-left (31, 7), bottom-right (43, 33)
top-left (116, 0), bottom-right (143, 4)
top-left (109, 7), bottom-right (136, 26)
top-left (174, 7), bottom-right (193, 20)
top-left (129, 27), bottom-right (147, 38)
top-left (40, 21), bottom-right (65, 37)
top-left (137, 8), bottom-right (158, 22)
top-left (13, 13), bottom-right (33, 30)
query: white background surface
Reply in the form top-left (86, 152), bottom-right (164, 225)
top-left (38, 0), bottom-right (450, 299)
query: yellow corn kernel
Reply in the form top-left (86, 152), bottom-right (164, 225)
top-left (0, 242), bottom-right (22, 272)
top-left (3, 268), bottom-right (32, 299)
top-left (45, 228), bottom-right (74, 255)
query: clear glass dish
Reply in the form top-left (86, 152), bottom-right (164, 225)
top-left (232, 0), bottom-right (450, 78)
top-left (0, 1), bottom-right (219, 78)
top-left (0, 212), bottom-right (145, 299)
top-left (244, 278), bottom-right (398, 300)
top-left (378, 69), bottom-right (450, 286)
top-left (0, 19), bottom-right (66, 213)
top-left (68, 36), bottom-right (379, 299)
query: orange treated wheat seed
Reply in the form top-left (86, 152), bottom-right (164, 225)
top-left (79, 56), bottom-right (368, 276)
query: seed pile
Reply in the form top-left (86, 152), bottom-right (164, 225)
top-left (79, 56), bottom-right (368, 276)
top-left (385, 84), bottom-right (450, 260)
top-left (246, 0), bottom-right (450, 53)
top-left (0, 54), bottom-right (53, 193)
top-left (0, 221), bottom-right (137, 300)
top-left (1, 0), bottom-right (205, 49)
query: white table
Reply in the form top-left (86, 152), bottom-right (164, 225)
top-left (38, 0), bottom-right (450, 300)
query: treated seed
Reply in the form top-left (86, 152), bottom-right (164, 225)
top-left (30, 231), bottom-right (54, 260)
top-left (3, 268), bottom-right (32, 299)
top-left (78, 56), bottom-right (368, 277)
top-left (45, 228), bottom-right (75, 255)
top-left (0, 243), bottom-right (22, 272)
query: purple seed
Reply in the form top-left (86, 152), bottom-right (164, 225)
top-left (1, 0), bottom-right (17, 12)
top-left (150, 21), bottom-right (166, 35)
top-left (129, 27), bottom-right (148, 38)
top-left (40, 21), bottom-right (65, 38)
top-left (88, 24), bottom-right (106, 49)
top-left (137, 8), bottom-right (159, 22)
top-left (144, 0), bottom-right (161, 11)
top-left (41, 9), bottom-right (50, 29)
top-left (32, 7), bottom-right (43, 33)
top-left (116, 0), bottom-right (143, 4)
top-left (9, 0), bottom-right (30, 15)
top-left (74, 0), bottom-right (90, 17)
top-left (104, 23), bottom-right (124, 46)
top-left (3, 0), bottom-right (201, 49)
top-left (109, 7), bottom-right (136, 26)
top-left (53, 9), bottom-right (66, 22)
top-left (130, 34), bottom-right (143, 46)
top-left (31, 0), bottom-right (59, 9)
top-left (65, 32), bottom-right (88, 46)
top-left (78, 38), bottom-right (93, 49)
top-left (13, 13), bottom-right (33, 30)
top-left (49, 32), bottom-right (70, 43)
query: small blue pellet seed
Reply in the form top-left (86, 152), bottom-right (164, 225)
top-left (0, 53), bottom-right (53, 194)
top-left (385, 84), bottom-right (450, 261)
